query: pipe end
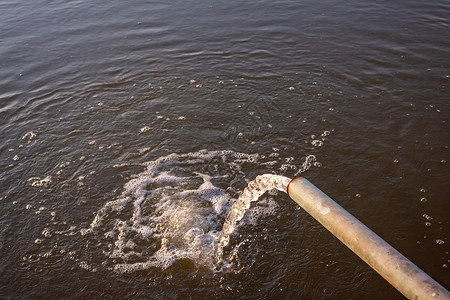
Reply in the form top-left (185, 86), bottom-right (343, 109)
top-left (287, 177), bottom-right (305, 196)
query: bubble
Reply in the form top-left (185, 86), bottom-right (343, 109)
top-left (140, 126), bottom-right (151, 133)
top-left (420, 197), bottom-right (427, 203)
top-left (31, 176), bottom-right (52, 187)
top-left (13, 155), bottom-right (19, 161)
top-left (42, 228), bottom-right (52, 238)
top-left (436, 239), bottom-right (445, 245)
top-left (422, 214), bottom-right (433, 221)
top-left (22, 131), bottom-right (36, 143)
top-left (311, 140), bottom-right (323, 147)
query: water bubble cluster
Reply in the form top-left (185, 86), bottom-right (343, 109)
top-left (62, 150), bottom-right (319, 273)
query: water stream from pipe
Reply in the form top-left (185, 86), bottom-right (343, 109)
top-left (216, 154), bottom-right (317, 261)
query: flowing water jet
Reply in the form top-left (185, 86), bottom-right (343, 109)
top-left (216, 154), bottom-right (317, 261)
top-left (216, 174), bottom-right (290, 261)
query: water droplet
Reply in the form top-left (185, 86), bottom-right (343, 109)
top-left (420, 197), bottom-right (427, 203)
top-left (436, 239), bottom-right (445, 245)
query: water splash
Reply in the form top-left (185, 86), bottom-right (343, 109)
top-left (216, 154), bottom-right (317, 261)
top-left (216, 174), bottom-right (291, 260)
top-left (27, 149), bottom-right (318, 273)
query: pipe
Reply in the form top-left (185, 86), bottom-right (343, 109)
top-left (287, 177), bottom-right (450, 300)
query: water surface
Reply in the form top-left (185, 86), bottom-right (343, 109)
top-left (1, 0), bottom-right (449, 298)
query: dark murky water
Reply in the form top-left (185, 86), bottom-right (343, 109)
top-left (1, 0), bottom-right (449, 298)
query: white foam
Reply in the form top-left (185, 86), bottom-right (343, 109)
top-left (52, 149), bottom-right (321, 273)
top-left (22, 131), bottom-right (36, 143)
top-left (31, 176), bottom-right (52, 187)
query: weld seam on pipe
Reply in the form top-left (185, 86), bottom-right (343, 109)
top-left (287, 177), bottom-right (450, 300)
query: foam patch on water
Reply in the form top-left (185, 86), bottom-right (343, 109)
top-left (79, 151), bottom-right (236, 272)
top-left (31, 149), bottom-right (320, 274)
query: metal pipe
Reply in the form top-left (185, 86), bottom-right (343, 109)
top-left (287, 177), bottom-right (450, 300)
